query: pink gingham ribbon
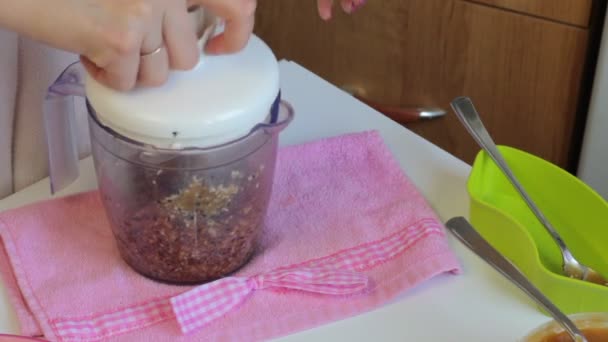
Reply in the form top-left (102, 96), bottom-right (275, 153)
top-left (171, 267), bottom-right (369, 334)
top-left (51, 219), bottom-right (443, 341)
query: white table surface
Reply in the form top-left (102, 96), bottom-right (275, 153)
top-left (0, 60), bottom-right (552, 341)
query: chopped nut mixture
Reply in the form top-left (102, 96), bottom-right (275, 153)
top-left (98, 158), bottom-right (272, 285)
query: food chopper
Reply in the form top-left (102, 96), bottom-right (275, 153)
top-left (42, 8), bottom-right (294, 284)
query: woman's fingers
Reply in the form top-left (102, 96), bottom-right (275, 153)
top-left (192, 0), bottom-right (257, 54)
top-left (78, 0), bottom-right (263, 90)
top-left (205, 13), bottom-right (255, 54)
top-left (82, 40), bottom-right (142, 91)
top-left (317, 0), bottom-right (334, 20)
top-left (137, 44), bottom-right (170, 87)
top-left (78, 0), bottom-right (148, 91)
top-left (163, 3), bottom-right (200, 70)
top-left (137, 9), bottom-right (170, 87)
top-left (350, 0), bottom-right (367, 12)
top-left (317, 0), bottom-right (366, 20)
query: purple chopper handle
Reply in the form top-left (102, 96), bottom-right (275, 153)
top-left (43, 61), bottom-right (86, 194)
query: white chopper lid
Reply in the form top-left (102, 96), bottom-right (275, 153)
top-left (84, 17), bottom-right (280, 149)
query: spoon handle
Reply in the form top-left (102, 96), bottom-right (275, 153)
top-left (445, 217), bottom-right (587, 342)
top-left (449, 97), bottom-right (569, 252)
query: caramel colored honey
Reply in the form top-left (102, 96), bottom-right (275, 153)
top-left (541, 327), bottom-right (608, 342)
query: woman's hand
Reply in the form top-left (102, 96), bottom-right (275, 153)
top-left (317, 0), bottom-right (367, 20)
top-left (78, 0), bottom-right (256, 91)
top-left (194, 0), bottom-right (257, 55)
top-left (79, 0), bottom-right (200, 91)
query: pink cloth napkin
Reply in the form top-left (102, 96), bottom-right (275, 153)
top-left (0, 130), bottom-right (461, 342)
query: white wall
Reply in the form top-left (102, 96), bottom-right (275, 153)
top-left (577, 5), bottom-right (608, 200)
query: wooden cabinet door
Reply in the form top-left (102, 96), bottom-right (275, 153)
top-left (254, 0), bottom-right (590, 169)
top-left (470, 0), bottom-right (593, 27)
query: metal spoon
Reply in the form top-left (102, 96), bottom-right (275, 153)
top-left (445, 216), bottom-right (588, 342)
top-left (450, 96), bottom-right (607, 287)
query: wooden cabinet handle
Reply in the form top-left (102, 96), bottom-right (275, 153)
top-left (342, 86), bottom-right (446, 124)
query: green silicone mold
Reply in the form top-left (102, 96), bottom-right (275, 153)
top-left (467, 146), bottom-right (608, 314)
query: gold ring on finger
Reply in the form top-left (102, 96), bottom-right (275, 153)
top-left (140, 44), bottom-right (165, 58)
